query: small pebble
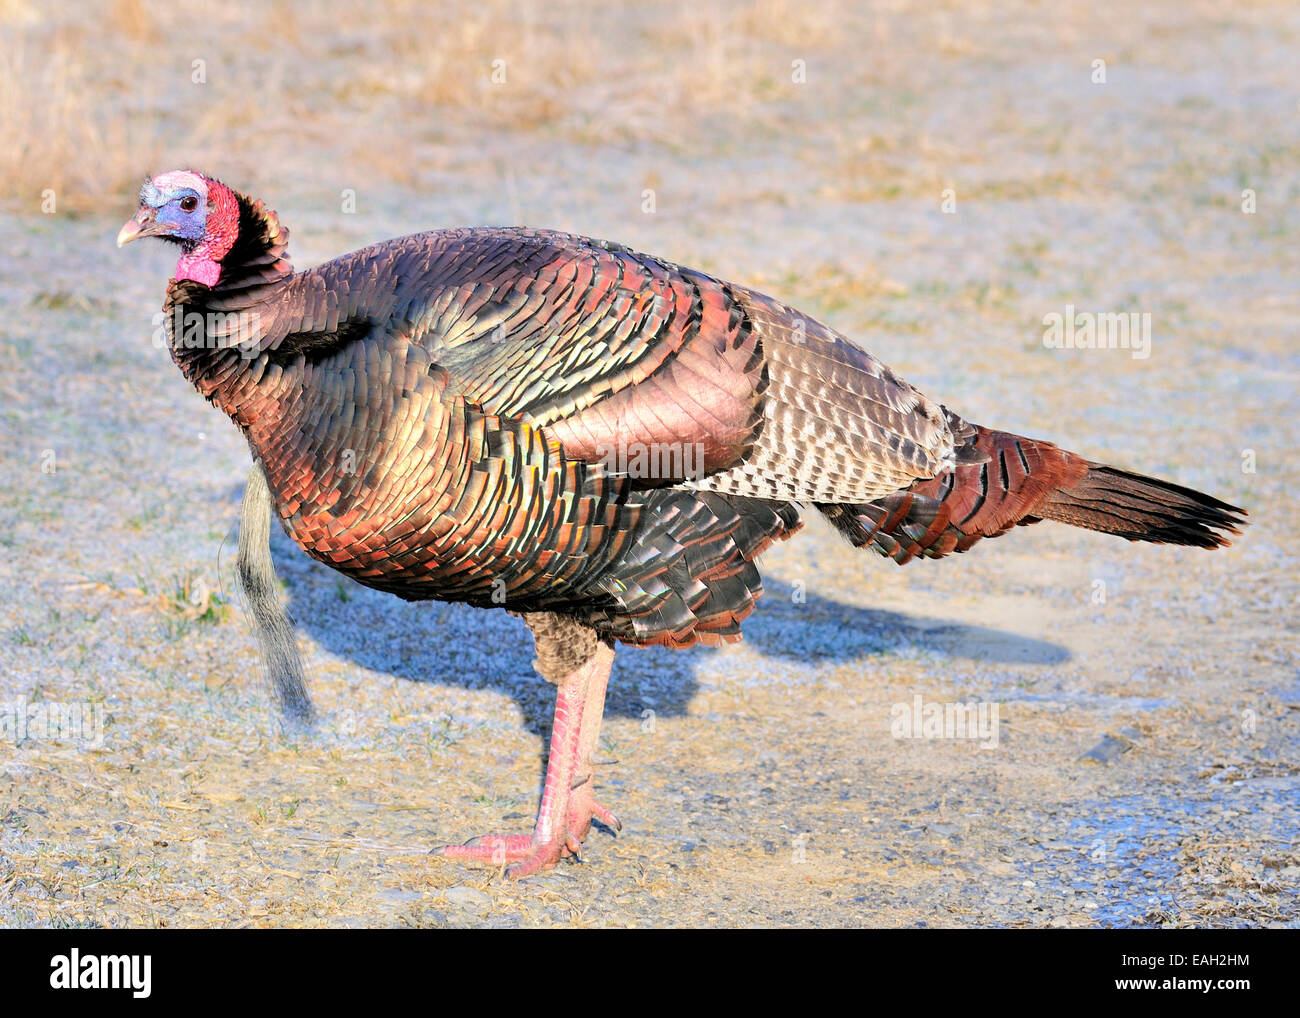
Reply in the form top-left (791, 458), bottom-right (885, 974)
top-left (444, 885), bottom-right (491, 910)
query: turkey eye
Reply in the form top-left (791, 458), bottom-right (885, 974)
top-left (179, 196), bottom-right (198, 212)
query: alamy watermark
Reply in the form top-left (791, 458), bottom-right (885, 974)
top-left (50, 950), bottom-right (150, 998)
top-left (1042, 304), bottom-right (1151, 360)
top-left (151, 307), bottom-right (263, 358)
top-left (594, 441), bottom-right (707, 481)
top-left (1, 696), bottom-right (105, 748)
top-left (890, 694), bottom-right (999, 750)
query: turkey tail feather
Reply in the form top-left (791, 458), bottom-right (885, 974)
top-left (238, 463), bottom-right (316, 725)
top-left (822, 424), bottom-right (1246, 563)
top-left (1036, 464), bottom-right (1247, 548)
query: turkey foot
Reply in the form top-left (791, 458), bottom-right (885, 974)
top-left (440, 624), bottom-right (616, 878)
top-left (440, 778), bottom-right (621, 877)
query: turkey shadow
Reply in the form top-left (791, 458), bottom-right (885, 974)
top-left (258, 526), bottom-right (1071, 740)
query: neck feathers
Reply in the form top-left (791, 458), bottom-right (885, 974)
top-left (219, 191), bottom-right (294, 290)
top-left (165, 189), bottom-right (297, 402)
top-left (168, 188), bottom-right (293, 301)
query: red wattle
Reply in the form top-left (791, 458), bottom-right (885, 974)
top-left (174, 178), bottom-right (239, 287)
top-left (176, 254), bottom-right (221, 287)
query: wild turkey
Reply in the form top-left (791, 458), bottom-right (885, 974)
top-left (118, 170), bottom-right (1246, 877)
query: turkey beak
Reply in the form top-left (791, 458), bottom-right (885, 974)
top-left (116, 207), bottom-right (158, 247)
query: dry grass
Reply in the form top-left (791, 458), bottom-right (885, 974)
top-left (0, 0), bottom-right (868, 209)
top-left (4, 0), bottom-right (1294, 213)
top-left (0, 15), bottom-right (161, 209)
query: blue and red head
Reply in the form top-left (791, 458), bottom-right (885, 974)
top-left (117, 169), bottom-right (241, 287)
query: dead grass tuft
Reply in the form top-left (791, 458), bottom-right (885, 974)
top-left (0, 28), bottom-right (162, 210)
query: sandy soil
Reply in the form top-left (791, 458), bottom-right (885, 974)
top-left (0, 0), bottom-right (1296, 927)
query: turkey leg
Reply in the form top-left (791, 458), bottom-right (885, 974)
top-left (440, 615), bottom-right (620, 878)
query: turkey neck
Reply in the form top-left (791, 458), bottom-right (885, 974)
top-left (163, 193), bottom-right (306, 430)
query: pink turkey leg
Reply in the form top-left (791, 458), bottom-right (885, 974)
top-left (441, 641), bottom-right (617, 877)
top-left (568, 644), bottom-right (621, 840)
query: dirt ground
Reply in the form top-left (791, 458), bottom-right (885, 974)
top-left (0, 0), bottom-right (1296, 927)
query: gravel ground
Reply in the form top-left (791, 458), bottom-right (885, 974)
top-left (0, 0), bottom-right (1296, 927)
